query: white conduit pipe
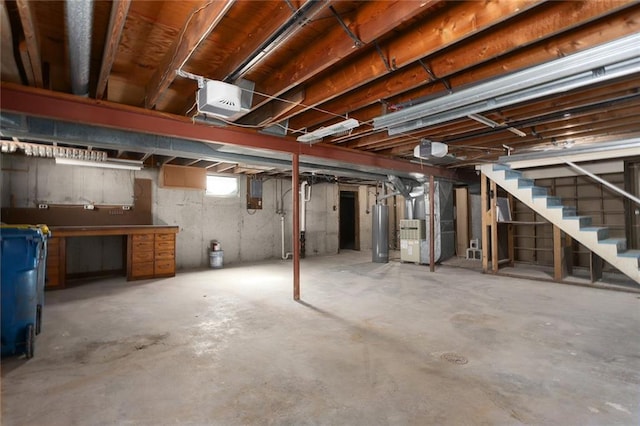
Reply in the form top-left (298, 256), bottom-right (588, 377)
top-left (281, 214), bottom-right (293, 260)
top-left (300, 181), bottom-right (311, 232)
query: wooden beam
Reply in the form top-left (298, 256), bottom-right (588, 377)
top-left (481, 173), bottom-right (489, 273)
top-left (290, 1), bottom-right (640, 134)
top-left (246, 1), bottom-right (440, 113)
top-left (240, 90), bottom-right (304, 127)
top-left (184, 158), bottom-right (202, 166)
top-left (1, 1), bottom-right (21, 84)
top-left (145, 0), bottom-right (235, 109)
top-left (212, 163), bottom-right (236, 173)
top-left (96, 0), bottom-right (131, 99)
top-left (18, 40), bottom-right (35, 86)
top-left (292, 153), bottom-right (300, 301)
top-left (16, 0), bottom-right (43, 88)
top-left (250, 0), bottom-right (537, 125)
top-left (205, 161), bottom-right (221, 169)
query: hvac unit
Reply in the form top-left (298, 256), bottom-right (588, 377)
top-left (400, 219), bottom-right (425, 263)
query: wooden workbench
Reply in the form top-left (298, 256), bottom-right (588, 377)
top-left (46, 225), bottom-right (179, 289)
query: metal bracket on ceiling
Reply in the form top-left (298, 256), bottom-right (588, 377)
top-left (329, 6), bottom-right (363, 48)
top-left (418, 60), bottom-right (452, 94)
top-left (284, 0), bottom-right (297, 13)
top-left (374, 42), bottom-right (396, 73)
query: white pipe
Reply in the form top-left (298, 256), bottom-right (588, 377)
top-left (300, 181), bottom-right (310, 232)
top-left (564, 159), bottom-right (640, 206)
top-left (281, 214), bottom-right (292, 260)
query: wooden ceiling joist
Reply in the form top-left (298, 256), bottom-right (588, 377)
top-left (289, 0), bottom-right (639, 131)
top-left (145, 0), bottom-right (235, 109)
top-left (244, 0), bottom-right (440, 114)
top-left (96, 0), bottom-right (131, 100)
top-left (16, 0), bottom-right (43, 88)
top-left (247, 0), bottom-right (537, 127)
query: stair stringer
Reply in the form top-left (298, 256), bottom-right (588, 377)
top-left (480, 164), bottom-right (640, 284)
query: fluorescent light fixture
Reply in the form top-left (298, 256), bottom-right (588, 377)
top-left (373, 33), bottom-right (640, 134)
top-left (468, 114), bottom-right (527, 137)
top-left (297, 118), bottom-right (360, 143)
top-left (55, 157), bottom-right (143, 170)
top-left (468, 113), bottom-right (498, 128)
top-left (507, 127), bottom-right (526, 137)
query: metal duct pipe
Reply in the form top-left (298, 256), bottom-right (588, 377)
top-left (65, 0), bottom-right (94, 96)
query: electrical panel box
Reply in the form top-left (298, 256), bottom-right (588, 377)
top-left (247, 177), bottom-right (263, 210)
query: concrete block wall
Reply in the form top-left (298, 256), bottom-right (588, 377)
top-left (2, 156), bottom-right (373, 271)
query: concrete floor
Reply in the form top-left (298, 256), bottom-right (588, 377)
top-left (2, 250), bottom-right (639, 425)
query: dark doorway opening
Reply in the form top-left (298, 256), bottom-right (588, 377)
top-left (340, 191), bottom-right (358, 250)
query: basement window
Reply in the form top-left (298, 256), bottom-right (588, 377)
top-left (206, 175), bottom-right (238, 197)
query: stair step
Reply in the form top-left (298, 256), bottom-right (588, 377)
top-left (518, 178), bottom-right (534, 188)
top-left (565, 215), bottom-right (592, 228)
top-left (600, 238), bottom-right (627, 252)
top-left (531, 186), bottom-right (548, 197)
top-left (562, 206), bottom-right (577, 217)
top-left (581, 226), bottom-right (609, 241)
top-left (546, 196), bottom-right (562, 207)
top-left (505, 170), bottom-right (523, 180)
top-left (618, 250), bottom-right (640, 268)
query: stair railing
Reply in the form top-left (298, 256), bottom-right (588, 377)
top-left (564, 159), bottom-right (640, 207)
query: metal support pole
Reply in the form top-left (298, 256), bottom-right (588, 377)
top-left (292, 153), bottom-right (300, 300)
top-left (429, 175), bottom-right (435, 272)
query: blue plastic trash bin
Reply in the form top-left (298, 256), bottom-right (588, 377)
top-left (1, 226), bottom-right (46, 358)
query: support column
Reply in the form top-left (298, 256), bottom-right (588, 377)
top-left (429, 175), bottom-right (435, 272)
top-left (292, 153), bottom-right (300, 300)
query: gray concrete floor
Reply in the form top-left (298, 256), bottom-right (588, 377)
top-left (2, 250), bottom-right (639, 425)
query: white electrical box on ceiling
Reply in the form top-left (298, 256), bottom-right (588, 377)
top-left (197, 80), bottom-right (253, 121)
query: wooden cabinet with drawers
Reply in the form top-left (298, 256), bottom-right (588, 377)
top-left (45, 226), bottom-right (178, 288)
top-left (129, 232), bottom-right (176, 280)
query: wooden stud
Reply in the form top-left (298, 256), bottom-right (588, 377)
top-left (490, 180), bottom-right (499, 273)
top-left (481, 173), bottom-right (489, 273)
top-left (590, 252), bottom-right (603, 283)
top-left (507, 194), bottom-right (515, 266)
top-left (455, 187), bottom-right (469, 257)
top-left (145, 0), bottom-right (235, 109)
top-left (553, 225), bottom-right (566, 281)
top-left (96, 0), bottom-right (131, 99)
